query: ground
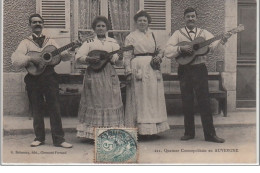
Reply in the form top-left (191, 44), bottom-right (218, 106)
top-left (2, 125), bottom-right (256, 164)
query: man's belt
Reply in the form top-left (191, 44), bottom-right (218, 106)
top-left (134, 53), bottom-right (156, 57)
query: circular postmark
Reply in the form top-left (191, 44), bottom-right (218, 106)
top-left (96, 129), bottom-right (137, 163)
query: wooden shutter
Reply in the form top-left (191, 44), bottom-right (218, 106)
top-left (140, 0), bottom-right (171, 31)
top-left (37, 0), bottom-right (70, 29)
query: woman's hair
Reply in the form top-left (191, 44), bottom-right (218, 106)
top-left (134, 10), bottom-right (152, 24)
top-left (29, 13), bottom-right (44, 24)
top-left (91, 16), bottom-right (110, 30)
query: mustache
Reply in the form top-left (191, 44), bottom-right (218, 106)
top-left (34, 25), bottom-right (42, 29)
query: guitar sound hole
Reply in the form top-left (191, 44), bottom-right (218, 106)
top-left (193, 44), bottom-right (200, 50)
top-left (43, 53), bottom-right (51, 61)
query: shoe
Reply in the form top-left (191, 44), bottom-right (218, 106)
top-left (205, 135), bottom-right (225, 143)
top-left (30, 140), bottom-right (44, 147)
top-left (55, 142), bottom-right (73, 148)
top-left (181, 135), bottom-right (194, 140)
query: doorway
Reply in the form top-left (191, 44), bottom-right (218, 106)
top-left (236, 0), bottom-right (256, 107)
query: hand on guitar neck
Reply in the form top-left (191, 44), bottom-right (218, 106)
top-left (220, 32), bottom-right (232, 45)
top-left (176, 24), bottom-right (244, 65)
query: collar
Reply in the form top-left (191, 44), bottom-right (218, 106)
top-left (32, 33), bottom-right (44, 38)
top-left (185, 26), bottom-right (197, 33)
top-left (94, 35), bottom-right (107, 41)
top-left (136, 28), bottom-right (152, 34)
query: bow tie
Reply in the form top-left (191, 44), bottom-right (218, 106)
top-left (189, 30), bottom-right (195, 33)
top-left (32, 35), bottom-right (45, 47)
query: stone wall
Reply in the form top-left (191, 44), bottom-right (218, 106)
top-left (3, 0), bottom-right (36, 115)
top-left (3, 0), bottom-right (36, 72)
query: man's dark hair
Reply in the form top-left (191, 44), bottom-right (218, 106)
top-left (134, 10), bottom-right (152, 24)
top-left (184, 7), bottom-right (197, 16)
top-left (91, 16), bottom-right (110, 30)
top-left (29, 13), bottom-right (44, 24)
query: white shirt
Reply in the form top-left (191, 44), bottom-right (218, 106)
top-left (11, 35), bottom-right (71, 69)
top-left (185, 27), bottom-right (197, 40)
top-left (75, 36), bottom-right (122, 67)
top-left (124, 29), bottom-right (163, 74)
top-left (164, 27), bottom-right (222, 65)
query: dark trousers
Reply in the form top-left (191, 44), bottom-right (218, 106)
top-left (178, 63), bottom-right (216, 138)
top-left (25, 71), bottom-right (65, 145)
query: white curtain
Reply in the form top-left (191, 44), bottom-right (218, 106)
top-left (108, 0), bottom-right (130, 46)
top-left (78, 0), bottom-right (100, 30)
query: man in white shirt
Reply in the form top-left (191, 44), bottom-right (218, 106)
top-left (11, 14), bottom-right (73, 148)
top-left (164, 7), bottom-right (230, 143)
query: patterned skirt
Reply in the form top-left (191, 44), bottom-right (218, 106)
top-left (77, 64), bottom-right (124, 139)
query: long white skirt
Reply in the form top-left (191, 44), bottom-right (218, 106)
top-left (124, 56), bottom-right (169, 135)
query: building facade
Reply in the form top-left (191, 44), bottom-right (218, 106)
top-left (2, 0), bottom-right (256, 116)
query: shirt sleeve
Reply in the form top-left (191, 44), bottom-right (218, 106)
top-left (123, 35), bottom-right (134, 75)
top-left (110, 39), bottom-right (123, 67)
top-left (11, 40), bottom-right (31, 69)
top-left (164, 31), bottom-right (182, 59)
top-left (75, 41), bottom-right (90, 64)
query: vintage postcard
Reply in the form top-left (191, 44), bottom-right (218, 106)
top-left (1, 0), bottom-right (259, 165)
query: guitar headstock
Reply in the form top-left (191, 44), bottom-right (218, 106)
top-left (229, 24), bottom-right (245, 34)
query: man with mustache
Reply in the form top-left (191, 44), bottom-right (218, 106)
top-left (164, 7), bottom-right (230, 143)
top-left (11, 14), bottom-right (73, 148)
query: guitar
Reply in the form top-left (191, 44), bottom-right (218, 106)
top-left (88, 45), bottom-right (134, 72)
top-left (25, 41), bottom-right (82, 75)
top-left (26, 33), bottom-right (95, 76)
top-left (176, 24), bottom-right (244, 65)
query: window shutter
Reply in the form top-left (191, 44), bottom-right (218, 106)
top-left (38, 0), bottom-right (69, 29)
top-left (142, 0), bottom-right (167, 30)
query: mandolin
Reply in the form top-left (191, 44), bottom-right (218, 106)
top-left (88, 45), bottom-right (134, 72)
top-left (176, 24), bottom-right (244, 65)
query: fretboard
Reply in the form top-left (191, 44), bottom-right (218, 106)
top-left (198, 34), bottom-right (224, 48)
top-left (51, 42), bottom-right (75, 56)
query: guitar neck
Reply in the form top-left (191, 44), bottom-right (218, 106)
top-left (51, 42), bottom-right (75, 56)
top-left (198, 34), bottom-right (224, 48)
top-left (106, 46), bottom-right (133, 58)
top-left (107, 50), bottom-right (120, 57)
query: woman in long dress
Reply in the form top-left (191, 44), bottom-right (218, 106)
top-left (75, 16), bottom-right (124, 140)
top-left (124, 11), bottom-right (169, 136)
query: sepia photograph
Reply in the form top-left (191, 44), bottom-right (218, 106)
top-left (1, 0), bottom-right (258, 165)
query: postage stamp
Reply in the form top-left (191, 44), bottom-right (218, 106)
top-left (94, 128), bottom-right (138, 163)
